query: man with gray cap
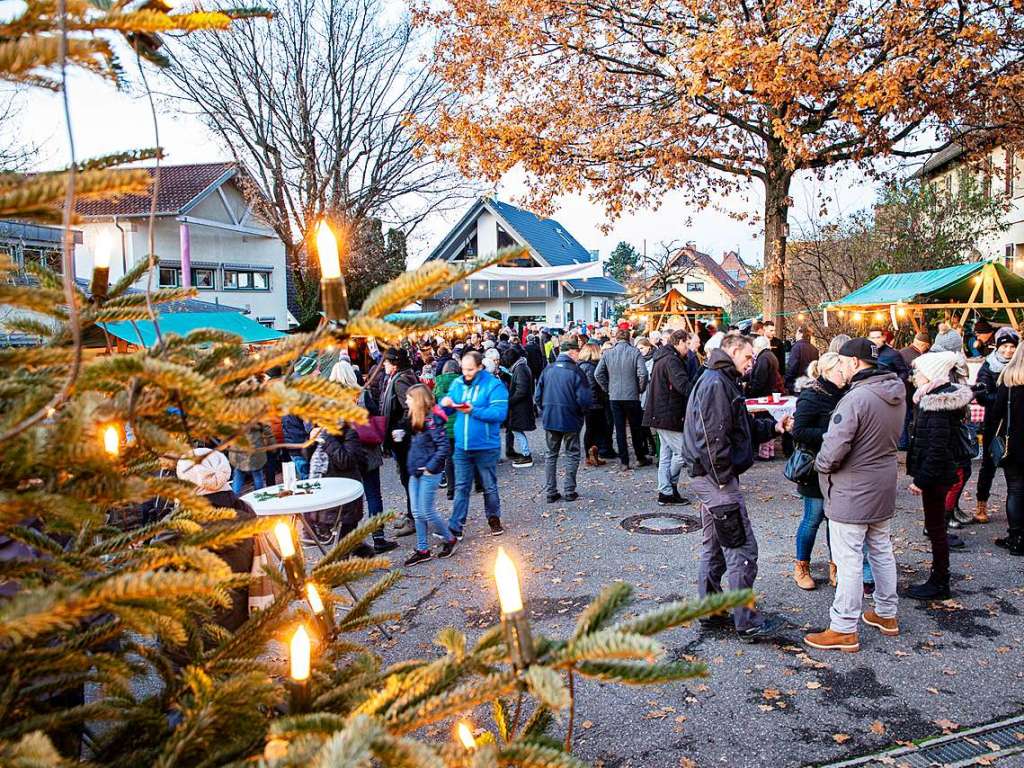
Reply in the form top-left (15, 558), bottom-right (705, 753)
top-left (805, 338), bottom-right (905, 653)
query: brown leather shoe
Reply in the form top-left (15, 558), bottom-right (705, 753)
top-left (862, 610), bottom-right (899, 636)
top-left (588, 446), bottom-right (606, 466)
top-left (974, 499), bottom-right (989, 524)
top-left (804, 628), bottom-right (860, 653)
top-left (828, 561), bottom-right (838, 588)
top-left (793, 560), bottom-right (815, 590)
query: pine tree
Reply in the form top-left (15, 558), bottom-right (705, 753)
top-left (0, 4), bottom-right (753, 765)
top-left (605, 242), bottom-right (639, 284)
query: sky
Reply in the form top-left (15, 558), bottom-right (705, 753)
top-left (15, 69), bottom-right (882, 271)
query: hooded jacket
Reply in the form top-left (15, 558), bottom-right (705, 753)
top-left (507, 356), bottom-right (537, 432)
top-left (407, 407), bottom-right (450, 477)
top-left (444, 369), bottom-right (509, 451)
top-left (642, 344), bottom-right (692, 431)
top-left (535, 353), bottom-right (593, 433)
top-left (907, 382), bottom-right (974, 487)
top-left (681, 349), bottom-right (777, 485)
top-left (594, 340), bottom-right (649, 401)
top-left (815, 368), bottom-right (906, 524)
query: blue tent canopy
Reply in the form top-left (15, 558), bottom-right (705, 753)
top-left (101, 312), bottom-right (285, 347)
top-left (824, 263), bottom-right (986, 308)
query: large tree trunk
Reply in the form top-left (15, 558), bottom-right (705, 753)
top-left (761, 164), bottom-right (792, 333)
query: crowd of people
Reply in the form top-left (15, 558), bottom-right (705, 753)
top-left (168, 313), bottom-right (1023, 650)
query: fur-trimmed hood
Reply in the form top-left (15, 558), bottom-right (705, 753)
top-left (916, 382), bottom-right (974, 412)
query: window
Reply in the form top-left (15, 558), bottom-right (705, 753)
top-left (223, 269), bottom-right (271, 291)
top-left (192, 268), bottom-right (215, 289)
top-left (496, 225), bottom-right (517, 250)
top-left (21, 246), bottom-right (62, 274)
top-left (686, 281), bottom-right (705, 292)
top-left (257, 317), bottom-right (276, 328)
top-left (159, 266), bottom-right (180, 288)
top-left (454, 234), bottom-right (477, 261)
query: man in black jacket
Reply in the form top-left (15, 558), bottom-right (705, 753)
top-left (380, 347), bottom-right (419, 536)
top-left (524, 334), bottom-right (547, 381)
top-left (868, 328), bottom-right (910, 383)
top-left (784, 326), bottom-right (819, 393)
top-left (681, 334), bottom-right (785, 643)
top-left (642, 329), bottom-right (693, 506)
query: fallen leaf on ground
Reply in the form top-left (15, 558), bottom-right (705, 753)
top-left (806, 681), bottom-right (822, 690)
top-left (833, 733), bottom-right (851, 744)
top-left (870, 721), bottom-right (886, 735)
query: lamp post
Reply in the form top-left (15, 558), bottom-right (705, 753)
top-left (494, 547), bottom-right (535, 669)
top-left (315, 220), bottom-right (349, 323)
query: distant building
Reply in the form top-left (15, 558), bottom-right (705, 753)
top-left (914, 141), bottom-right (1024, 268)
top-left (423, 197), bottom-right (626, 326)
top-left (657, 243), bottom-right (745, 311)
top-left (69, 162), bottom-right (293, 330)
top-left (718, 250), bottom-right (755, 288)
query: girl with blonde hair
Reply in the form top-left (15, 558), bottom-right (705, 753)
top-left (989, 343), bottom-right (1024, 554)
top-left (403, 384), bottom-right (456, 565)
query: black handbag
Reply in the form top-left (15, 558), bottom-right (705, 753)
top-left (708, 502), bottom-right (747, 548)
top-left (991, 395), bottom-right (1011, 467)
top-left (783, 444), bottom-right (815, 483)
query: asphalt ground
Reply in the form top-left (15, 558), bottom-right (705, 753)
top-left (367, 432), bottom-right (1024, 768)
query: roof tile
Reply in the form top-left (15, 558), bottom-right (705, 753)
top-left (75, 162), bottom-right (235, 217)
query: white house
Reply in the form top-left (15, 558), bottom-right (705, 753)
top-left (915, 142), bottom-right (1024, 268)
top-left (73, 162), bottom-right (294, 329)
top-left (423, 197), bottom-right (627, 326)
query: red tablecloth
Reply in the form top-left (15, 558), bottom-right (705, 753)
top-left (970, 402), bottom-right (985, 424)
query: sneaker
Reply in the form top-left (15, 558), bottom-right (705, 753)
top-left (803, 627), bottom-right (860, 653)
top-left (393, 518), bottom-right (416, 537)
top-left (698, 613), bottom-right (732, 630)
top-left (352, 543), bottom-right (376, 559)
top-left (658, 492), bottom-right (684, 506)
top-left (488, 517), bottom-right (504, 536)
top-left (862, 609), bottom-right (899, 636)
top-left (437, 538), bottom-right (458, 558)
top-left (738, 615), bottom-right (785, 644)
top-left (512, 456), bottom-right (534, 468)
top-left (547, 492), bottom-right (562, 503)
top-left (448, 527), bottom-right (464, 542)
top-left (404, 549), bottom-right (432, 567)
top-left (563, 491), bottom-right (579, 502)
top-left (373, 539), bottom-right (399, 555)
top-left (905, 576), bottom-right (951, 601)
top-left (671, 490), bottom-right (690, 505)
top-left (948, 532), bottom-right (966, 550)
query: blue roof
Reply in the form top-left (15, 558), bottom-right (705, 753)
top-left (488, 198), bottom-right (593, 267)
top-left (565, 276), bottom-right (627, 296)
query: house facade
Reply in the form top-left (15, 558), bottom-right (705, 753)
top-left (423, 197), bottom-right (626, 326)
top-left (915, 142), bottom-right (1024, 268)
top-left (718, 250), bottom-right (754, 288)
top-left (72, 163), bottom-right (294, 330)
top-left (658, 243), bottom-right (744, 310)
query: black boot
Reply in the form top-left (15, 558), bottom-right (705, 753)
top-left (905, 574), bottom-right (951, 601)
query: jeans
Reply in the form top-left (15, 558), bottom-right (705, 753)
top-left (231, 467), bottom-right (266, 495)
top-left (291, 455), bottom-right (310, 481)
top-left (410, 472), bottom-right (450, 551)
top-left (691, 475), bottom-right (762, 631)
top-left (654, 429), bottom-right (685, 496)
top-left (976, 431), bottom-right (997, 502)
top-left (448, 447), bottom-right (501, 534)
top-left (610, 400), bottom-right (648, 466)
top-left (363, 466), bottom-right (387, 543)
top-left (544, 430), bottom-right (581, 495)
top-left (796, 498), bottom-right (874, 581)
top-left (829, 520), bottom-right (898, 633)
top-left (922, 483), bottom-right (952, 580)
top-left (1003, 463), bottom-right (1024, 538)
top-left (512, 431), bottom-right (532, 457)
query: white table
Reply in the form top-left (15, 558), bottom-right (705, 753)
top-left (242, 477), bottom-right (364, 518)
top-left (745, 396), bottom-right (797, 422)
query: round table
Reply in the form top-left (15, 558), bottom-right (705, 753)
top-left (241, 477), bottom-right (364, 517)
top-left (745, 396), bottom-right (797, 421)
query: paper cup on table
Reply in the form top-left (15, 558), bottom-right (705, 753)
top-left (282, 461), bottom-right (296, 490)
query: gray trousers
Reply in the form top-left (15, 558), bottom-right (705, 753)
top-left (691, 475), bottom-right (762, 631)
top-left (829, 519), bottom-right (898, 633)
top-left (545, 430), bottom-right (581, 495)
top-left (655, 428), bottom-right (686, 496)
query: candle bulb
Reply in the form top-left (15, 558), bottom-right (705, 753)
top-left (288, 624), bottom-right (312, 713)
top-left (456, 721), bottom-right (477, 750)
top-left (273, 520), bottom-right (305, 587)
top-left (102, 425), bottom-right (120, 457)
top-left (494, 547), bottom-right (535, 669)
top-left (315, 220), bottom-right (349, 322)
top-left (91, 231), bottom-right (113, 301)
top-left (305, 582), bottom-right (334, 635)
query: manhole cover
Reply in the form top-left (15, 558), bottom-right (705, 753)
top-left (620, 513), bottom-right (701, 535)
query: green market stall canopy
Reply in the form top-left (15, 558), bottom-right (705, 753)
top-left (101, 311), bottom-right (285, 347)
top-left (822, 261), bottom-right (1024, 330)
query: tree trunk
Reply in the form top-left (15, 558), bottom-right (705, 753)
top-left (761, 165), bottom-right (792, 334)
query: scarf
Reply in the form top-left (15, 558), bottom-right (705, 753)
top-left (986, 348), bottom-right (1013, 375)
top-left (913, 377), bottom-right (950, 404)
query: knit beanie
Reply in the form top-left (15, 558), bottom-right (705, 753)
top-left (176, 448), bottom-right (232, 495)
top-left (931, 329), bottom-right (963, 354)
top-left (913, 351), bottom-right (959, 383)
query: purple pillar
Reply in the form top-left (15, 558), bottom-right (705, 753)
top-left (179, 222), bottom-right (192, 289)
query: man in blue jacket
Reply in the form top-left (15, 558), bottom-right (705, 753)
top-left (439, 350), bottom-right (510, 538)
top-left (536, 339), bottom-right (593, 503)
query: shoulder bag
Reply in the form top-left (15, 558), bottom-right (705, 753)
top-left (990, 393), bottom-right (1010, 467)
top-left (783, 444), bottom-right (816, 483)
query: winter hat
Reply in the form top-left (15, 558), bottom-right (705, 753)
top-left (384, 347), bottom-right (411, 370)
top-left (913, 351), bottom-right (959, 383)
top-left (995, 327), bottom-right (1020, 347)
top-left (914, 331), bottom-right (931, 344)
top-left (837, 337), bottom-right (879, 364)
top-left (560, 339), bottom-right (580, 352)
top-left (974, 318), bottom-right (995, 335)
top-left (931, 328), bottom-right (964, 354)
top-left (176, 448), bottom-right (232, 495)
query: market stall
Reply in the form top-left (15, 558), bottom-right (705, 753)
top-left (822, 261), bottom-right (1024, 332)
top-left (626, 287), bottom-right (724, 332)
